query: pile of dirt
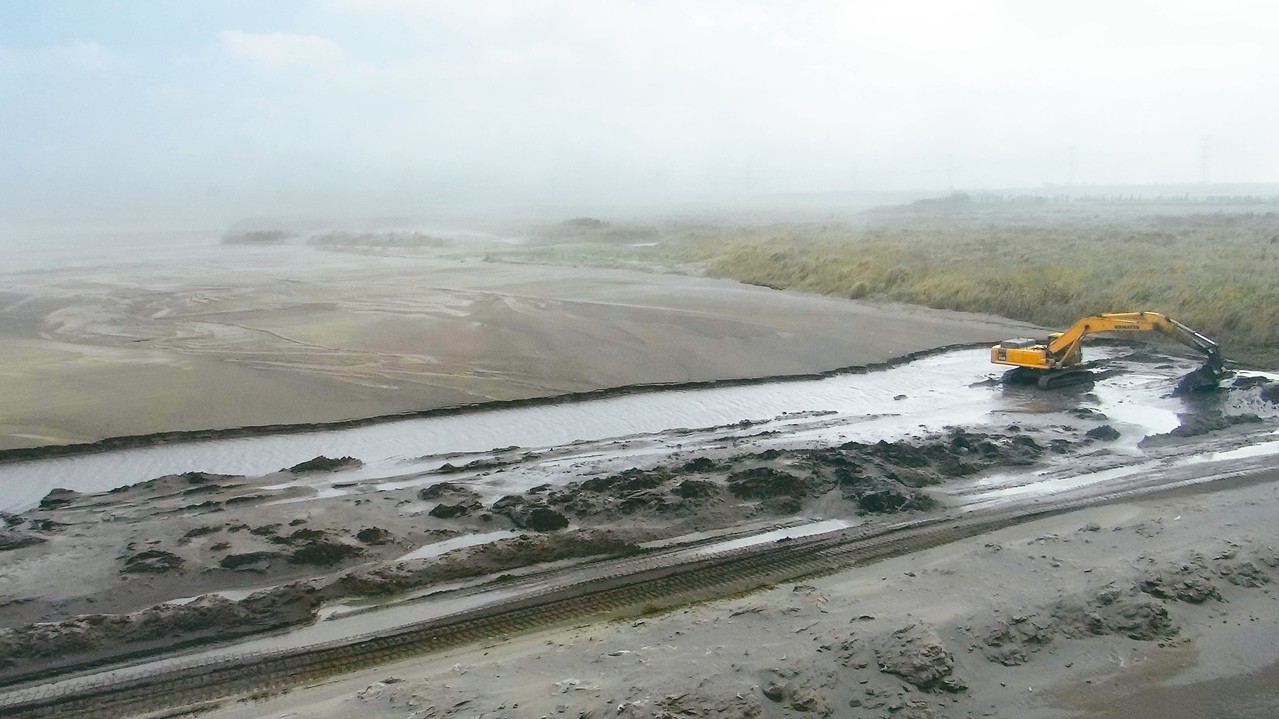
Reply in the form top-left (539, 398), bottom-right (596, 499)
top-left (726, 467), bottom-right (806, 499)
top-left (759, 667), bottom-right (832, 716)
top-left (0, 583), bottom-right (323, 681)
top-left (286, 455), bottom-right (363, 473)
top-left (0, 531), bottom-right (645, 680)
top-left (1085, 424), bottom-right (1121, 441)
top-left (220, 551), bottom-right (283, 572)
top-left (355, 527), bottom-right (394, 545)
top-left (981, 548), bottom-right (1276, 668)
top-left (421, 483), bottom-right (485, 519)
top-left (845, 480), bottom-right (937, 514)
top-left (539, 466), bottom-right (717, 520)
top-left (38, 488), bottom-right (80, 510)
top-left (490, 495), bottom-right (569, 531)
top-left (983, 582), bottom-right (1177, 667)
top-left (873, 622), bottom-right (967, 693)
top-left (477, 428), bottom-right (1058, 528)
top-left (122, 549), bottom-right (184, 574)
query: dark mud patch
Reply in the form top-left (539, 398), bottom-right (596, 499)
top-left (37, 488), bottom-right (80, 510)
top-left (287, 455), bottom-right (363, 473)
top-left (429, 501), bottom-right (480, 519)
top-left (1085, 424), bottom-right (1121, 441)
top-left (1139, 412), bottom-right (1263, 447)
top-left (499, 427), bottom-right (1059, 523)
top-left (726, 468), bottom-right (806, 500)
top-left (287, 541), bottom-right (364, 566)
top-left (122, 550), bottom-right (184, 574)
top-left (418, 482), bottom-right (472, 500)
top-left (355, 527), bottom-right (394, 545)
top-left (491, 496), bottom-right (570, 531)
top-left (220, 551), bottom-right (285, 571)
top-left (0, 530), bottom-right (46, 551)
top-left (847, 482), bottom-right (937, 514)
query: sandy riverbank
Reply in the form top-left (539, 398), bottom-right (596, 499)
top-left (0, 240), bottom-right (1038, 450)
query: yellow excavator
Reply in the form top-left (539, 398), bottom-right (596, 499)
top-left (992, 311), bottom-right (1226, 390)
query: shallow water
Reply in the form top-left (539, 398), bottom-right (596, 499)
top-left (0, 347), bottom-right (1250, 512)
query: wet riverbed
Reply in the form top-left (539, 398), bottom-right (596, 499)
top-left (2, 346), bottom-right (1275, 512)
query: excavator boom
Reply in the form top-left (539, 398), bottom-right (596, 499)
top-left (992, 311), bottom-right (1224, 390)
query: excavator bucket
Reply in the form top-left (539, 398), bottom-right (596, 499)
top-left (1173, 358), bottom-right (1228, 395)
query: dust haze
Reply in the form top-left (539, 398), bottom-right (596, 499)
top-left (2, 1), bottom-right (1277, 234)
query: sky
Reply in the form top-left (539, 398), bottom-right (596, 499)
top-left (1, 0), bottom-right (1276, 227)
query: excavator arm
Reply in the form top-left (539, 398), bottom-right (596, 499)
top-left (992, 312), bottom-right (1224, 389)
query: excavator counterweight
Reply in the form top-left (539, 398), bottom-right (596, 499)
top-left (992, 312), bottom-right (1226, 390)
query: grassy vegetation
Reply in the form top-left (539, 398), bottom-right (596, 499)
top-left (486, 203), bottom-right (1279, 368)
top-left (683, 207), bottom-right (1279, 367)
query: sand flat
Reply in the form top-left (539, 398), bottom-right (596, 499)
top-left (0, 244), bottom-right (1039, 449)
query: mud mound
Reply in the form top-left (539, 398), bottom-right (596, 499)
top-left (874, 623), bottom-right (966, 693)
top-left (491, 495), bottom-right (570, 530)
top-left (220, 551), bottom-right (284, 571)
top-left (983, 583), bottom-right (1178, 666)
top-left (38, 488), bottom-right (80, 510)
top-left (287, 540), bottom-right (364, 566)
top-left (1139, 562), bottom-right (1221, 603)
top-left (681, 457), bottom-right (718, 473)
top-left (286, 455), bottom-right (363, 473)
top-left (537, 465), bottom-right (722, 521)
top-left (675, 479), bottom-right (721, 498)
top-left (846, 480), bottom-right (936, 515)
top-left (759, 668), bottom-right (830, 715)
top-left (726, 468), bottom-right (806, 500)
top-left (839, 431), bottom-right (1045, 481)
top-left (1060, 586), bottom-right (1175, 641)
top-left (355, 527), bottom-right (394, 545)
top-left (1139, 412), bottom-right (1263, 446)
top-left (1085, 424), bottom-right (1121, 441)
top-left (429, 501), bottom-right (479, 519)
top-left (0, 586), bottom-right (324, 682)
top-left (580, 467), bottom-right (673, 494)
top-left (122, 549), bottom-right (184, 574)
top-left (418, 482), bottom-right (469, 500)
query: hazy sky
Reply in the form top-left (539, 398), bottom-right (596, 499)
top-left (2, 0), bottom-right (1276, 226)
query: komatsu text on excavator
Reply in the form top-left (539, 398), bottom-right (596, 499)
top-left (991, 311), bottom-right (1226, 390)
